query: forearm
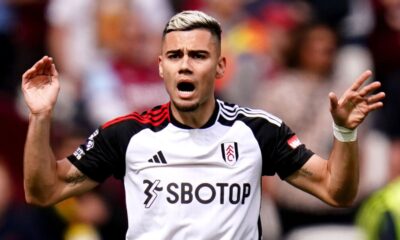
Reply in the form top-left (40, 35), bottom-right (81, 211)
top-left (326, 139), bottom-right (359, 206)
top-left (24, 112), bottom-right (59, 205)
top-left (288, 70), bottom-right (383, 207)
top-left (21, 56), bottom-right (95, 205)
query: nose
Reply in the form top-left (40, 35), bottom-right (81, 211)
top-left (178, 55), bottom-right (193, 75)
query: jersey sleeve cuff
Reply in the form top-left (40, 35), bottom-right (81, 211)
top-left (67, 155), bottom-right (107, 183)
top-left (277, 149), bottom-right (314, 180)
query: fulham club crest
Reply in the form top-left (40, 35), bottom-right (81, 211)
top-left (221, 142), bottom-right (239, 166)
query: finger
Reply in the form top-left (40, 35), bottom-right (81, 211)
top-left (367, 92), bottom-right (385, 104)
top-left (35, 58), bottom-right (47, 75)
top-left (22, 67), bottom-right (34, 81)
top-left (23, 56), bottom-right (50, 81)
top-left (40, 56), bottom-right (53, 75)
top-left (29, 57), bottom-right (46, 76)
top-left (23, 64), bottom-right (41, 81)
top-left (350, 70), bottom-right (372, 91)
top-left (22, 56), bottom-right (48, 81)
top-left (329, 92), bottom-right (338, 111)
top-left (359, 81), bottom-right (382, 97)
top-left (39, 56), bottom-right (53, 75)
top-left (51, 63), bottom-right (58, 78)
top-left (368, 101), bottom-right (384, 111)
top-left (44, 57), bottom-right (53, 75)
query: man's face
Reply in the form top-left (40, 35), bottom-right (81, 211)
top-left (159, 29), bottom-right (225, 112)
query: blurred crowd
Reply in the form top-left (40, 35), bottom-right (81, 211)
top-left (0, 0), bottom-right (400, 239)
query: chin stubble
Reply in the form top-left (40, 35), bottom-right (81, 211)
top-left (172, 100), bottom-right (199, 112)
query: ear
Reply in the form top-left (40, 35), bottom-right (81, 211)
top-left (158, 55), bottom-right (164, 78)
top-left (215, 56), bottom-right (226, 79)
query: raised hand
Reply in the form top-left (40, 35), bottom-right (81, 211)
top-left (329, 70), bottom-right (385, 129)
top-left (22, 56), bottom-right (60, 115)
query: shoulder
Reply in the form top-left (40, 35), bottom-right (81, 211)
top-left (217, 99), bottom-right (282, 128)
top-left (101, 102), bottom-right (170, 131)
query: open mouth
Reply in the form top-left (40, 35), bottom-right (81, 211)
top-left (177, 82), bottom-right (195, 92)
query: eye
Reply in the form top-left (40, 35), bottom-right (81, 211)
top-left (191, 53), bottom-right (206, 59)
top-left (168, 53), bottom-right (180, 59)
top-left (167, 51), bottom-right (183, 60)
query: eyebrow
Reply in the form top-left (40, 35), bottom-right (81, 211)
top-left (165, 49), bottom-right (210, 55)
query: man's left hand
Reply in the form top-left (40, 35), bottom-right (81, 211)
top-left (329, 70), bottom-right (385, 129)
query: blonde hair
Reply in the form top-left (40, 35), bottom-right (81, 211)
top-left (163, 10), bottom-right (222, 42)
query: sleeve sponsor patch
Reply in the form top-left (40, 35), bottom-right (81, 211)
top-left (85, 129), bottom-right (99, 151)
top-left (287, 135), bottom-right (301, 149)
top-left (73, 147), bottom-right (85, 160)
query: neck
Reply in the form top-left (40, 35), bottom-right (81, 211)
top-left (171, 99), bottom-right (216, 128)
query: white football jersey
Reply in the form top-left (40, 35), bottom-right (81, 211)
top-left (69, 99), bottom-right (313, 239)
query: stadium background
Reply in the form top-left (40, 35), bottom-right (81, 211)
top-left (0, 0), bottom-right (399, 239)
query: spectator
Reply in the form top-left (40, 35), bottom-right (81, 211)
top-left (253, 23), bottom-right (374, 238)
top-left (207, 1), bottom-right (306, 106)
top-left (368, 0), bottom-right (400, 182)
top-left (82, 10), bottom-right (168, 127)
top-left (0, 158), bottom-right (51, 239)
top-left (356, 177), bottom-right (400, 240)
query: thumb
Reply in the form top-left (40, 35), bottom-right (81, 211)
top-left (329, 92), bottom-right (338, 112)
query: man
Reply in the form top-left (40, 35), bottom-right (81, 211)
top-left (22, 10), bottom-right (384, 239)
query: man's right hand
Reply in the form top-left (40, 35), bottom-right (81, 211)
top-left (22, 56), bottom-right (60, 115)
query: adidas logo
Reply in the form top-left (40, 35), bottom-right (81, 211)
top-left (148, 151), bottom-right (167, 164)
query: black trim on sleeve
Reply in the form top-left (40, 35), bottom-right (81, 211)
top-left (67, 155), bottom-right (106, 183)
top-left (241, 116), bottom-right (314, 179)
top-left (272, 123), bottom-right (314, 180)
top-left (276, 147), bottom-right (314, 180)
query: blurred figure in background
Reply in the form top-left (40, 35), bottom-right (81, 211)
top-left (42, 0), bottom-right (98, 127)
top-left (1, 0), bottom-right (395, 239)
top-left (0, 1), bottom-right (16, 97)
top-left (0, 95), bottom-right (28, 203)
top-left (255, 23), bottom-right (343, 162)
top-left (356, 177), bottom-right (400, 240)
top-left (355, 0), bottom-right (400, 239)
top-left (206, 1), bottom-right (310, 106)
top-left (3, 0), bottom-right (49, 139)
top-left (253, 23), bottom-right (375, 239)
top-left (199, 0), bottom-right (254, 103)
top-left (82, 6), bottom-right (168, 128)
top-left (0, 158), bottom-right (50, 239)
top-left (368, 0), bottom-right (400, 182)
top-left (44, 0), bottom-right (173, 129)
top-left (46, 0), bottom-right (97, 85)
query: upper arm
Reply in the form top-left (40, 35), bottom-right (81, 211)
top-left (52, 158), bottom-right (99, 204)
top-left (285, 154), bottom-right (334, 205)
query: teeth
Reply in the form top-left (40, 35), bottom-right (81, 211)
top-left (178, 88), bottom-right (194, 98)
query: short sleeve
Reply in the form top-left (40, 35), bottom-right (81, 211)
top-left (270, 123), bottom-right (314, 179)
top-left (67, 126), bottom-right (126, 182)
top-left (253, 119), bottom-right (313, 179)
